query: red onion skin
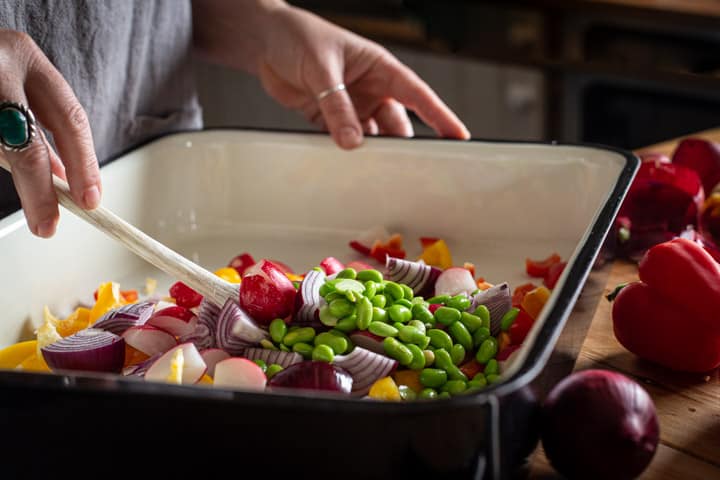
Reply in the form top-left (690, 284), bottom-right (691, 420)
top-left (541, 369), bottom-right (659, 480)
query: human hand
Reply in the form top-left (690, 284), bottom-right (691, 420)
top-left (0, 29), bottom-right (100, 237)
top-left (256, 6), bottom-right (471, 149)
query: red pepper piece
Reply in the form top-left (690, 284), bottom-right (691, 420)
top-left (369, 240), bottom-right (406, 264)
top-left (525, 253), bottom-right (562, 278)
top-left (512, 283), bottom-right (537, 308)
top-left (543, 262), bottom-right (567, 289)
top-left (349, 240), bottom-right (371, 256)
top-left (169, 281), bottom-right (203, 308)
top-left (459, 359), bottom-right (483, 379)
top-left (508, 308), bottom-right (534, 345)
top-left (420, 237), bottom-right (440, 248)
top-left (428, 304), bottom-right (442, 314)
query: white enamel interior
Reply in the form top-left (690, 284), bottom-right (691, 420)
top-left (0, 130), bottom-right (626, 360)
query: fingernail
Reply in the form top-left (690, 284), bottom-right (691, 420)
top-left (37, 220), bottom-right (57, 238)
top-left (339, 127), bottom-right (362, 149)
top-left (83, 186), bottom-right (101, 209)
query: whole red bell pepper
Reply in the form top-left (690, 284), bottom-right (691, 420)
top-left (611, 238), bottom-right (720, 372)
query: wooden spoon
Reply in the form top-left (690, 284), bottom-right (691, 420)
top-left (0, 158), bottom-right (239, 307)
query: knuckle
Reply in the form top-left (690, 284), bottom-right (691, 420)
top-left (64, 102), bottom-right (90, 132)
top-left (11, 143), bottom-right (48, 175)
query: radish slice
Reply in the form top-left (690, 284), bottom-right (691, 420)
top-left (180, 322), bottom-right (215, 350)
top-left (385, 257), bottom-right (441, 297)
top-left (92, 301), bottom-right (155, 335)
top-left (469, 282), bottom-right (511, 335)
top-left (147, 305), bottom-right (198, 337)
top-left (319, 257), bottom-right (345, 276)
top-left (345, 260), bottom-right (375, 272)
top-left (216, 299), bottom-right (268, 355)
top-left (41, 328), bottom-right (125, 373)
top-left (240, 347), bottom-right (303, 369)
top-left (213, 357), bottom-right (267, 392)
top-left (200, 348), bottom-right (231, 377)
top-left (349, 331), bottom-right (385, 355)
top-left (122, 325), bottom-right (178, 356)
top-left (293, 268), bottom-right (326, 327)
top-left (434, 267), bottom-right (478, 297)
top-left (145, 343), bottom-right (207, 384)
top-left (333, 347), bottom-right (398, 397)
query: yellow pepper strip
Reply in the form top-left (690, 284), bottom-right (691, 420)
top-left (166, 348), bottom-right (184, 384)
top-left (286, 273), bottom-right (304, 283)
top-left (392, 369), bottom-right (423, 394)
top-left (198, 374), bottom-right (213, 384)
top-left (89, 282), bottom-right (124, 324)
top-left (418, 239), bottom-right (453, 270)
top-left (19, 352), bottom-right (51, 372)
top-left (214, 267), bottom-right (241, 284)
top-left (0, 340), bottom-right (38, 369)
top-left (368, 376), bottom-right (402, 401)
top-left (521, 286), bottom-right (551, 320)
top-left (497, 331), bottom-right (512, 352)
top-left (56, 307), bottom-right (91, 338)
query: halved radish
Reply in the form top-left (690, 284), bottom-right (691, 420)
top-left (319, 257), bottom-right (345, 276)
top-left (213, 357), bottom-right (267, 392)
top-left (349, 331), bottom-right (385, 355)
top-left (200, 348), bottom-right (231, 377)
top-left (239, 259), bottom-right (297, 325)
top-left (122, 325), bottom-right (178, 356)
top-left (145, 343), bottom-right (207, 384)
top-left (434, 267), bottom-right (478, 296)
top-left (147, 305), bottom-right (198, 337)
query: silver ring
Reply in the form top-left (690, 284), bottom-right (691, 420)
top-left (0, 101), bottom-right (36, 152)
top-left (316, 83), bottom-right (346, 101)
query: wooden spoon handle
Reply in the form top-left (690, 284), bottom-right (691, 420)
top-left (0, 158), bottom-right (238, 307)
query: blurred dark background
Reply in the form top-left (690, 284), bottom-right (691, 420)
top-left (198, 0), bottom-right (720, 150)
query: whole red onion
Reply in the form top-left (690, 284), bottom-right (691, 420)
top-left (541, 369), bottom-right (659, 480)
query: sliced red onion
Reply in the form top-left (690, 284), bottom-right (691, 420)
top-left (92, 301), bottom-right (155, 335)
top-left (216, 299), bottom-right (268, 355)
top-left (180, 321), bottom-right (215, 350)
top-left (123, 352), bottom-right (162, 377)
top-left (41, 328), bottom-right (126, 373)
top-left (349, 331), bottom-right (385, 355)
top-left (385, 257), bottom-right (442, 297)
top-left (122, 325), bottom-right (178, 356)
top-left (240, 347), bottom-right (303, 369)
top-left (200, 348), bottom-right (231, 377)
top-left (292, 268), bottom-right (326, 327)
top-left (333, 347), bottom-right (398, 397)
top-left (197, 298), bottom-right (221, 331)
top-left (469, 282), bottom-right (511, 335)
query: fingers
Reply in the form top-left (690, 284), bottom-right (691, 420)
top-left (25, 50), bottom-right (101, 210)
top-left (315, 78), bottom-right (363, 150)
top-left (373, 99), bottom-right (413, 137)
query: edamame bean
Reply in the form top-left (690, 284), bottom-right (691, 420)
top-left (401, 283), bottom-right (414, 300)
top-left (335, 314), bottom-right (358, 333)
top-left (371, 294), bottom-right (387, 308)
top-left (398, 325), bottom-right (427, 346)
top-left (408, 320), bottom-right (426, 335)
top-left (393, 322), bottom-right (405, 331)
top-left (473, 305), bottom-right (491, 329)
top-left (329, 298), bottom-right (355, 318)
top-left (472, 372), bottom-right (488, 384)
top-left (427, 329), bottom-right (453, 352)
top-left (369, 321), bottom-right (399, 338)
top-left (460, 312), bottom-right (483, 333)
top-left (411, 304), bottom-right (435, 324)
top-left (451, 344), bottom-right (466, 366)
top-left (434, 306), bottom-right (461, 326)
top-left (447, 294), bottom-right (471, 311)
top-left (364, 281), bottom-right (377, 300)
top-left (356, 296), bottom-right (373, 331)
top-left (334, 278), bottom-right (365, 296)
top-left (467, 377), bottom-right (487, 391)
top-left (441, 380), bottom-right (468, 395)
top-left (427, 294), bottom-right (450, 305)
top-left (501, 307), bottom-right (520, 332)
top-left (292, 342), bottom-right (314, 358)
top-left (266, 364), bottom-right (284, 379)
top-left (419, 387), bottom-right (438, 399)
top-left (336, 268), bottom-right (357, 279)
top-left (484, 359), bottom-right (499, 376)
top-left (372, 307), bottom-right (388, 323)
top-left (318, 283), bottom-right (333, 298)
top-left (319, 305), bottom-right (339, 327)
top-left (434, 349), bottom-right (468, 382)
top-left (422, 349), bottom-right (435, 366)
top-left (314, 332), bottom-right (348, 355)
top-left (260, 339), bottom-right (277, 350)
top-left (357, 269), bottom-right (384, 283)
top-left (438, 392), bottom-right (451, 400)
top-left (486, 374), bottom-right (501, 384)
top-left (475, 337), bottom-right (499, 364)
top-left (283, 327), bottom-right (315, 347)
top-left (394, 298), bottom-right (413, 309)
top-left (473, 327), bottom-right (491, 349)
top-left (387, 304), bottom-right (412, 323)
top-left (269, 318), bottom-right (288, 344)
top-left (384, 281), bottom-right (404, 302)
top-left (279, 344), bottom-right (290, 352)
top-left (253, 359), bottom-right (267, 372)
top-left (383, 337), bottom-right (414, 366)
top-left (419, 368), bottom-right (447, 388)
top-left (324, 291), bottom-right (343, 303)
top-left (448, 321), bottom-right (473, 351)
top-left (398, 385), bottom-right (417, 401)
top-left (406, 343), bottom-right (426, 370)
top-left (312, 344), bottom-right (335, 363)
top-left (410, 296), bottom-right (426, 306)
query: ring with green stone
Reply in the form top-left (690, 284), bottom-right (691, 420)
top-left (0, 101), bottom-right (36, 152)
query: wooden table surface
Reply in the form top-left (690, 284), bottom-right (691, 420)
top-left (529, 127), bottom-right (720, 480)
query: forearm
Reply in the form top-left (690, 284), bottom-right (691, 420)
top-left (191, 0), bottom-right (289, 74)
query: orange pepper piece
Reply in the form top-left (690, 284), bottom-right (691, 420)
top-left (56, 307), bottom-right (91, 338)
top-left (521, 286), bottom-right (551, 319)
top-left (392, 369), bottom-right (423, 393)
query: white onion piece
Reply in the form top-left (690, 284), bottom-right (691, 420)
top-left (215, 299), bottom-right (268, 355)
top-left (92, 301), bottom-right (155, 335)
top-left (469, 282), bottom-right (511, 335)
top-left (434, 267), bottom-right (478, 297)
top-left (385, 257), bottom-right (441, 296)
top-left (41, 328), bottom-right (125, 373)
top-left (145, 343), bottom-right (207, 384)
top-left (333, 347), bottom-right (398, 397)
top-left (240, 347), bottom-right (303, 369)
top-left (292, 268), bottom-right (326, 327)
top-left (122, 325), bottom-right (178, 356)
top-left (349, 331), bottom-right (385, 355)
top-left (179, 322), bottom-right (215, 350)
top-left (199, 348), bottom-right (231, 377)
